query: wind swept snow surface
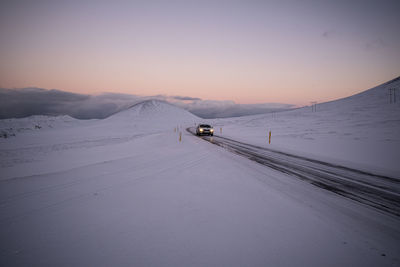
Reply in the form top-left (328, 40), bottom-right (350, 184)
top-left (0, 99), bottom-right (399, 266)
top-left (0, 115), bottom-right (82, 138)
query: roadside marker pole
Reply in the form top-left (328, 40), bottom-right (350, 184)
top-left (389, 88), bottom-right (397, 103)
top-left (179, 132), bottom-right (182, 142)
top-left (269, 131), bottom-right (271, 144)
top-left (220, 127), bottom-right (222, 134)
top-left (310, 101), bottom-right (317, 112)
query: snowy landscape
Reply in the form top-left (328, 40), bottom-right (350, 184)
top-left (0, 78), bottom-right (399, 266)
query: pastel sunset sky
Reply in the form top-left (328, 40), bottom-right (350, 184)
top-left (1, 0), bottom-right (399, 106)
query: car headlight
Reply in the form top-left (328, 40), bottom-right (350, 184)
top-left (210, 129), bottom-right (214, 132)
top-left (199, 128), bottom-right (203, 132)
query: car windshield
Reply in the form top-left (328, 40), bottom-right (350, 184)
top-left (199, 124), bottom-right (211, 128)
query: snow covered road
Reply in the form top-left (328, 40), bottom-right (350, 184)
top-left (188, 128), bottom-right (400, 217)
top-left (1, 99), bottom-right (400, 266)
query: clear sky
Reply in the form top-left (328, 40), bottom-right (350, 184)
top-left (1, 0), bottom-right (399, 106)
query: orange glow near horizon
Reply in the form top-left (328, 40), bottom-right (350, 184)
top-left (1, 1), bottom-right (399, 106)
top-left (1, 61), bottom-right (394, 106)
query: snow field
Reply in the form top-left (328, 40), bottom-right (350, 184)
top-left (0, 126), bottom-right (399, 266)
top-left (1, 83), bottom-right (400, 266)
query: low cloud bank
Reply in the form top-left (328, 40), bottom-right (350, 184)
top-left (168, 99), bottom-right (294, 118)
top-left (0, 88), bottom-right (294, 119)
top-left (0, 88), bottom-right (142, 119)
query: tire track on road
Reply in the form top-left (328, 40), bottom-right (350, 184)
top-left (187, 128), bottom-right (400, 217)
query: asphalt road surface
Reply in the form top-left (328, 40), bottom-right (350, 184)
top-left (187, 128), bottom-right (400, 217)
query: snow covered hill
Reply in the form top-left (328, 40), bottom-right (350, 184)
top-left (212, 77), bottom-right (400, 176)
top-left (106, 99), bottom-right (198, 124)
top-left (100, 99), bottom-right (199, 132)
top-left (0, 100), bottom-right (199, 139)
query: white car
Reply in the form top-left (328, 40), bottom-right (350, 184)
top-left (196, 124), bottom-right (214, 136)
